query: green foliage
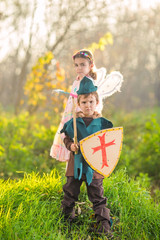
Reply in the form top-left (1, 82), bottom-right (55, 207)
top-left (0, 111), bottom-right (59, 179)
top-left (0, 169), bottom-right (159, 240)
top-left (1, 107), bottom-right (160, 188)
top-left (113, 108), bottom-right (160, 185)
top-left (136, 116), bottom-right (160, 182)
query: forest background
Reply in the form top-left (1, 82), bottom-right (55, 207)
top-left (0, 0), bottom-right (160, 187)
top-left (0, 0), bottom-right (160, 186)
top-left (0, 0), bottom-right (160, 183)
top-left (0, 0), bottom-right (160, 239)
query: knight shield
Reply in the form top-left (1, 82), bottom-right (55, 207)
top-left (80, 127), bottom-right (123, 177)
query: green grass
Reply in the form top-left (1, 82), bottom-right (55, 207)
top-left (0, 169), bottom-right (159, 240)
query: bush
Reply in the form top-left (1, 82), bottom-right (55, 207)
top-left (0, 112), bottom-right (58, 178)
top-left (114, 110), bottom-right (160, 184)
top-left (0, 107), bottom-right (160, 187)
top-left (136, 116), bottom-right (160, 183)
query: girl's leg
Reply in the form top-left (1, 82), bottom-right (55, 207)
top-left (61, 176), bottom-right (82, 220)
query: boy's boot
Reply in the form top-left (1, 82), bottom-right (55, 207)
top-left (61, 206), bottom-right (76, 223)
top-left (97, 219), bottom-right (113, 238)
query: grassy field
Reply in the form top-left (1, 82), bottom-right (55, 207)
top-left (0, 107), bottom-right (160, 239)
top-left (0, 169), bottom-right (159, 240)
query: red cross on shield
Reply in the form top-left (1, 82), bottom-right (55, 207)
top-left (80, 127), bottom-right (123, 177)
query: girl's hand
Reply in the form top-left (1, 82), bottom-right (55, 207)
top-left (71, 143), bottom-right (79, 152)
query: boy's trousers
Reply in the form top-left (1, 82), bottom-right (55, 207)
top-left (61, 176), bottom-right (110, 224)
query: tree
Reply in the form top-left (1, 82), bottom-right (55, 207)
top-left (100, 2), bottom-right (160, 110)
top-left (24, 51), bottom-right (67, 114)
top-left (1, 0), bottom-right (159, 112)
top-left (0, 0), bottom-right (116, 113)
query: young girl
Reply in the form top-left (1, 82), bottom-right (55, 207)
top-left (50, 49), bottom-right (104, 161)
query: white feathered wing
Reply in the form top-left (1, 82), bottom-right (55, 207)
top-left (93, 68), bottom-right (123, 112)
top-left (95, 69), bottom-right (123, 99)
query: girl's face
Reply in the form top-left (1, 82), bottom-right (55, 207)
top-left (78, 94), bottom-right (98, 117)
top-left (74, 57), bottom-right (92, 80)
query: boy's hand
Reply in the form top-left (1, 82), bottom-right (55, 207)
top-left (71, 143), bottom-right (79, 152)
top-left (77, 74), bottom-right (85, 81)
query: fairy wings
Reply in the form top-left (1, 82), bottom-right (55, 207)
top-left (95, 67), bottom-right (123, 99)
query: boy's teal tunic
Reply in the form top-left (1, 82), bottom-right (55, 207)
top-left (61, 117), bottom-right (113, 185)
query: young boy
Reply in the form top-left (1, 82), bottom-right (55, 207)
top-left (60, 76), bottom-right (113, 236)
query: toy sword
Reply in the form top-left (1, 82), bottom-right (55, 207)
top-left (52, 89), bottom-right (78, 154)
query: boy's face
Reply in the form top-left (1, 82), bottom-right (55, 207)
top-left (78, 94), bottom-right (98, 117)
top-left (74, 57), bottom-right (92, 79)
